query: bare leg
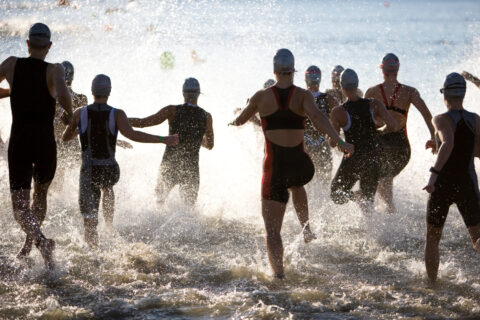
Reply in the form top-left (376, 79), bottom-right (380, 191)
top-left (378, 177), bottom-right (395, 214)
top-left (290, 186), bottom-right (316, 243)
top-left (102, 187), bottom-right (114, 230)
top-left (467, 224), bottom-right (480, 253)
top-left (262, 199), bottom-right (287, 278)
top-left (19, 181), bottom-right (51, 257)
top-left (83, 217), bottom-right (98, 248)
top-left (12, 186), bottom-right (55, 269)
top-left (155, 177), bottom-right (173, 207)
top-left (425, 223), bottom-right (443, 282)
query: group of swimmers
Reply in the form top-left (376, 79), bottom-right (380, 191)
top-left (0, 23), bottom-right (479, 283)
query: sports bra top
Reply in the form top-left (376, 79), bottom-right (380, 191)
top-left (379, 84), bottom-right (407, 116)
top-left (261, 86), bottom-right (305, 131)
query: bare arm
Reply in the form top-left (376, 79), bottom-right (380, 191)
top-left (229, 91), bottom-right (260, 126)
top-left (116, 109), bottom-right (178, 145)
top-left (424, 115), bottom-right (454, 193)
top-left (462, 71), bottom-right (480, 89)
top-left (129, 105), bottom-right (175, 128)
top-left (304, 91), bottom-right (354, 156)
top-left (53, 64), bottom-right (73, 120)
top-left (475, 115), bottom-right (480, 157)
top-left (202, 113), bottom-right (214, 149)
top-left (411, 88), bottom-right (435, 139)
top-left (328, 106), bottom-right (346, 147)
top-left (0, 87), bottom-right (9, 99)
top-left (370, 99), bottom-right (398, 132)
top-left (62, 108), bottom-right (82, 141)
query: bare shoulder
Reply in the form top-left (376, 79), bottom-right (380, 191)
top-left (364, 85), bottom-right (379, 97)
top-left (432, 113), bottom-right (449, 127)
top-left (2, 56), bottom-right (17, 67)
top-left (331, 105), bottom-right (345, 117)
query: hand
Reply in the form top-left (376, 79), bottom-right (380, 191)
top-left (423, 174), bottom-right (437, 193)
top-left (117, 139), bottom-right (133, 149)
top-left (340, 142), bottom-right (354, 158)
top-left (228, 120), bottom-right (237, 126)
top-left (163, 134), bottom-right (179, 146)
top-left (425, 139), bottom-right (437, 153)
top-left (60, 111), bottom-right (71, 125)
top-left (461, 71), bottom-right (473, 81)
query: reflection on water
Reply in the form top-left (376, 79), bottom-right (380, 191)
top-left (1, 0), bottom-right (480, 319)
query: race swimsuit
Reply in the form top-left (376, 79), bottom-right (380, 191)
top-left (378, 84), bottom-right (411, 178)
top-left (304, 92), bottom-right (332, 179)
top-left (260, 86), bottom-right (314, 203)
top-left (160, 103), bottom-right (207, 205)
top-left (331, 98), bottom-right (380, 204)
top-left (78, 104), bottom-right (120, 219)
top-left (427, 110), bottom-right (480, 228)
top-left (8, 57), bottom-right (56, 190)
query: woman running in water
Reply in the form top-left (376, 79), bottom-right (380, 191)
top-left (230, 49), bottom-right (354, 279)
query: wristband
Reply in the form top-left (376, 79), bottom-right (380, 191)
top-left (429, 166), bottom-right (441, 175)
top-left (159, 136), bottom-right (163, 143)
top-left (338, 139), bottom-right (345, 147)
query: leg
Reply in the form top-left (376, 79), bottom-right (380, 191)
top-left (262, 199), bottom-right (287, 278)
top-left (358, 162), bottom-right (380, 214)
top-left (378, 177), bottom-right (394, 214)
top-left (79, 168), bottom-right (101, 248)
top-left (12, 188), bottom-right (55, 269)
top-left (330, 158), bottom-right (357, 205)
top-left (102, 187), bottom-right (114, 230)
top-left (180, 170), bottom-right (200, 207)
top-left (425, 223), bottom-right (443, 282)
top-left (467, 224), bottom-right (480, 253)
top-left (290, 186), bottom-right (316, 243)
top-left (156, 164), bottom-right (175, 207)
top-left (20, 181), bottom-right (52, 254)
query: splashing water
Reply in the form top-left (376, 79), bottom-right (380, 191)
top-left (1, 0), bottom-right (480, 318)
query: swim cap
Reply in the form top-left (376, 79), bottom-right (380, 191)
top-left (28, 23), bottom-right (51, 47)
top-left (340, 68), bottom-right (359, 89)
top-left (381, 53), bottom-right (400, 72)
top-left (263, 79), bottom-right (275, 88)
top-left (62, 61), bottom-right (74, 82)
top-left (441, 72), bottom-right (466, 97)
top-left (305, 65), bottom-right (321, 84)
top-left (273, 48), bottom-right (295, 74)
top-left (183, 77), bottom-right (200, 94)
top-left (91, 74), bottom-right (111, 96)
top-left (332, 65), bottom-right (344, 76)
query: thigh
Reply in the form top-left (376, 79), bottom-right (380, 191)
top-left (359, 157), bottom-right (380, 201)
top-left (427, 182), bottom-right (452, 228)
top-left (331, 158), bottom-right (358, 192)
top-left (33, 141), bottom-right (57, 185)
top-left (93, 165), bottom-right (120, 189)
top-left (179, 170), bottom-right (200, 205)
top-left (262, 199), bottom-right (287, 233)
top-left (454, 180), bottom-right (480, 228)
top-left (79, 168), bottom-right (101, 219)
top-left (8, 141), bottom-right (34, 190)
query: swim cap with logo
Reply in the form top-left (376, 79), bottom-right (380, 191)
top-left (381, 53), bottom-right (400, 73)
top-left (183, 77), bottom-right (200, 94)
top-left (91, 74), bottom-right (111, 97)
top-left (340, 68), bottom-right (359, 89)
top-left (273, 48), bottom-right (295, 74)
top-left (441, 72), bottom-right (466, 97)
top-left (305, 65), bottom-right (321, 84)
top-left (62, 61), bottom-right (74, 82)
top-left (28, 23), bottom-right (51, 47)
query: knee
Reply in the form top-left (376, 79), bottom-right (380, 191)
top-left (83, 217), bottom-right (98, 230)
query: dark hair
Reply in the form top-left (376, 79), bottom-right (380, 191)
top-left (28, 41), bottom-right (51, 50)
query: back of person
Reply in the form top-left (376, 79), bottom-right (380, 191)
top-left (342, 98), bottom-right (378, 155)
top-left (440, 109), bottom-right (476, 180)
top-left (164, 103), bottom-right (207, 166)
top-left (10, 57), bottom-right (55, 141)
top-left (304, 92), bottom-right (328, 145)
top-left (78, 103), bottom-right (118, 167)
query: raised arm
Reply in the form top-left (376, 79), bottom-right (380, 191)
top-left (229, 91), bottom-right (260, 126)
top-left (462, 71), bottom-right (480, 89)
top-left (116, 109), bottom-right (178, 145)
top-left (129, 105), bottom-right (175, 128)
top-left (304, 91), bottom-right (354, 156)
top-left (202, 112), bottom-right (214, 149)
top-left (370, 98), bottom-right (398, 132)
top-left (53, 63), bottom-right (73, 120)
top-left (424, 115), bottom-right (454, 193)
